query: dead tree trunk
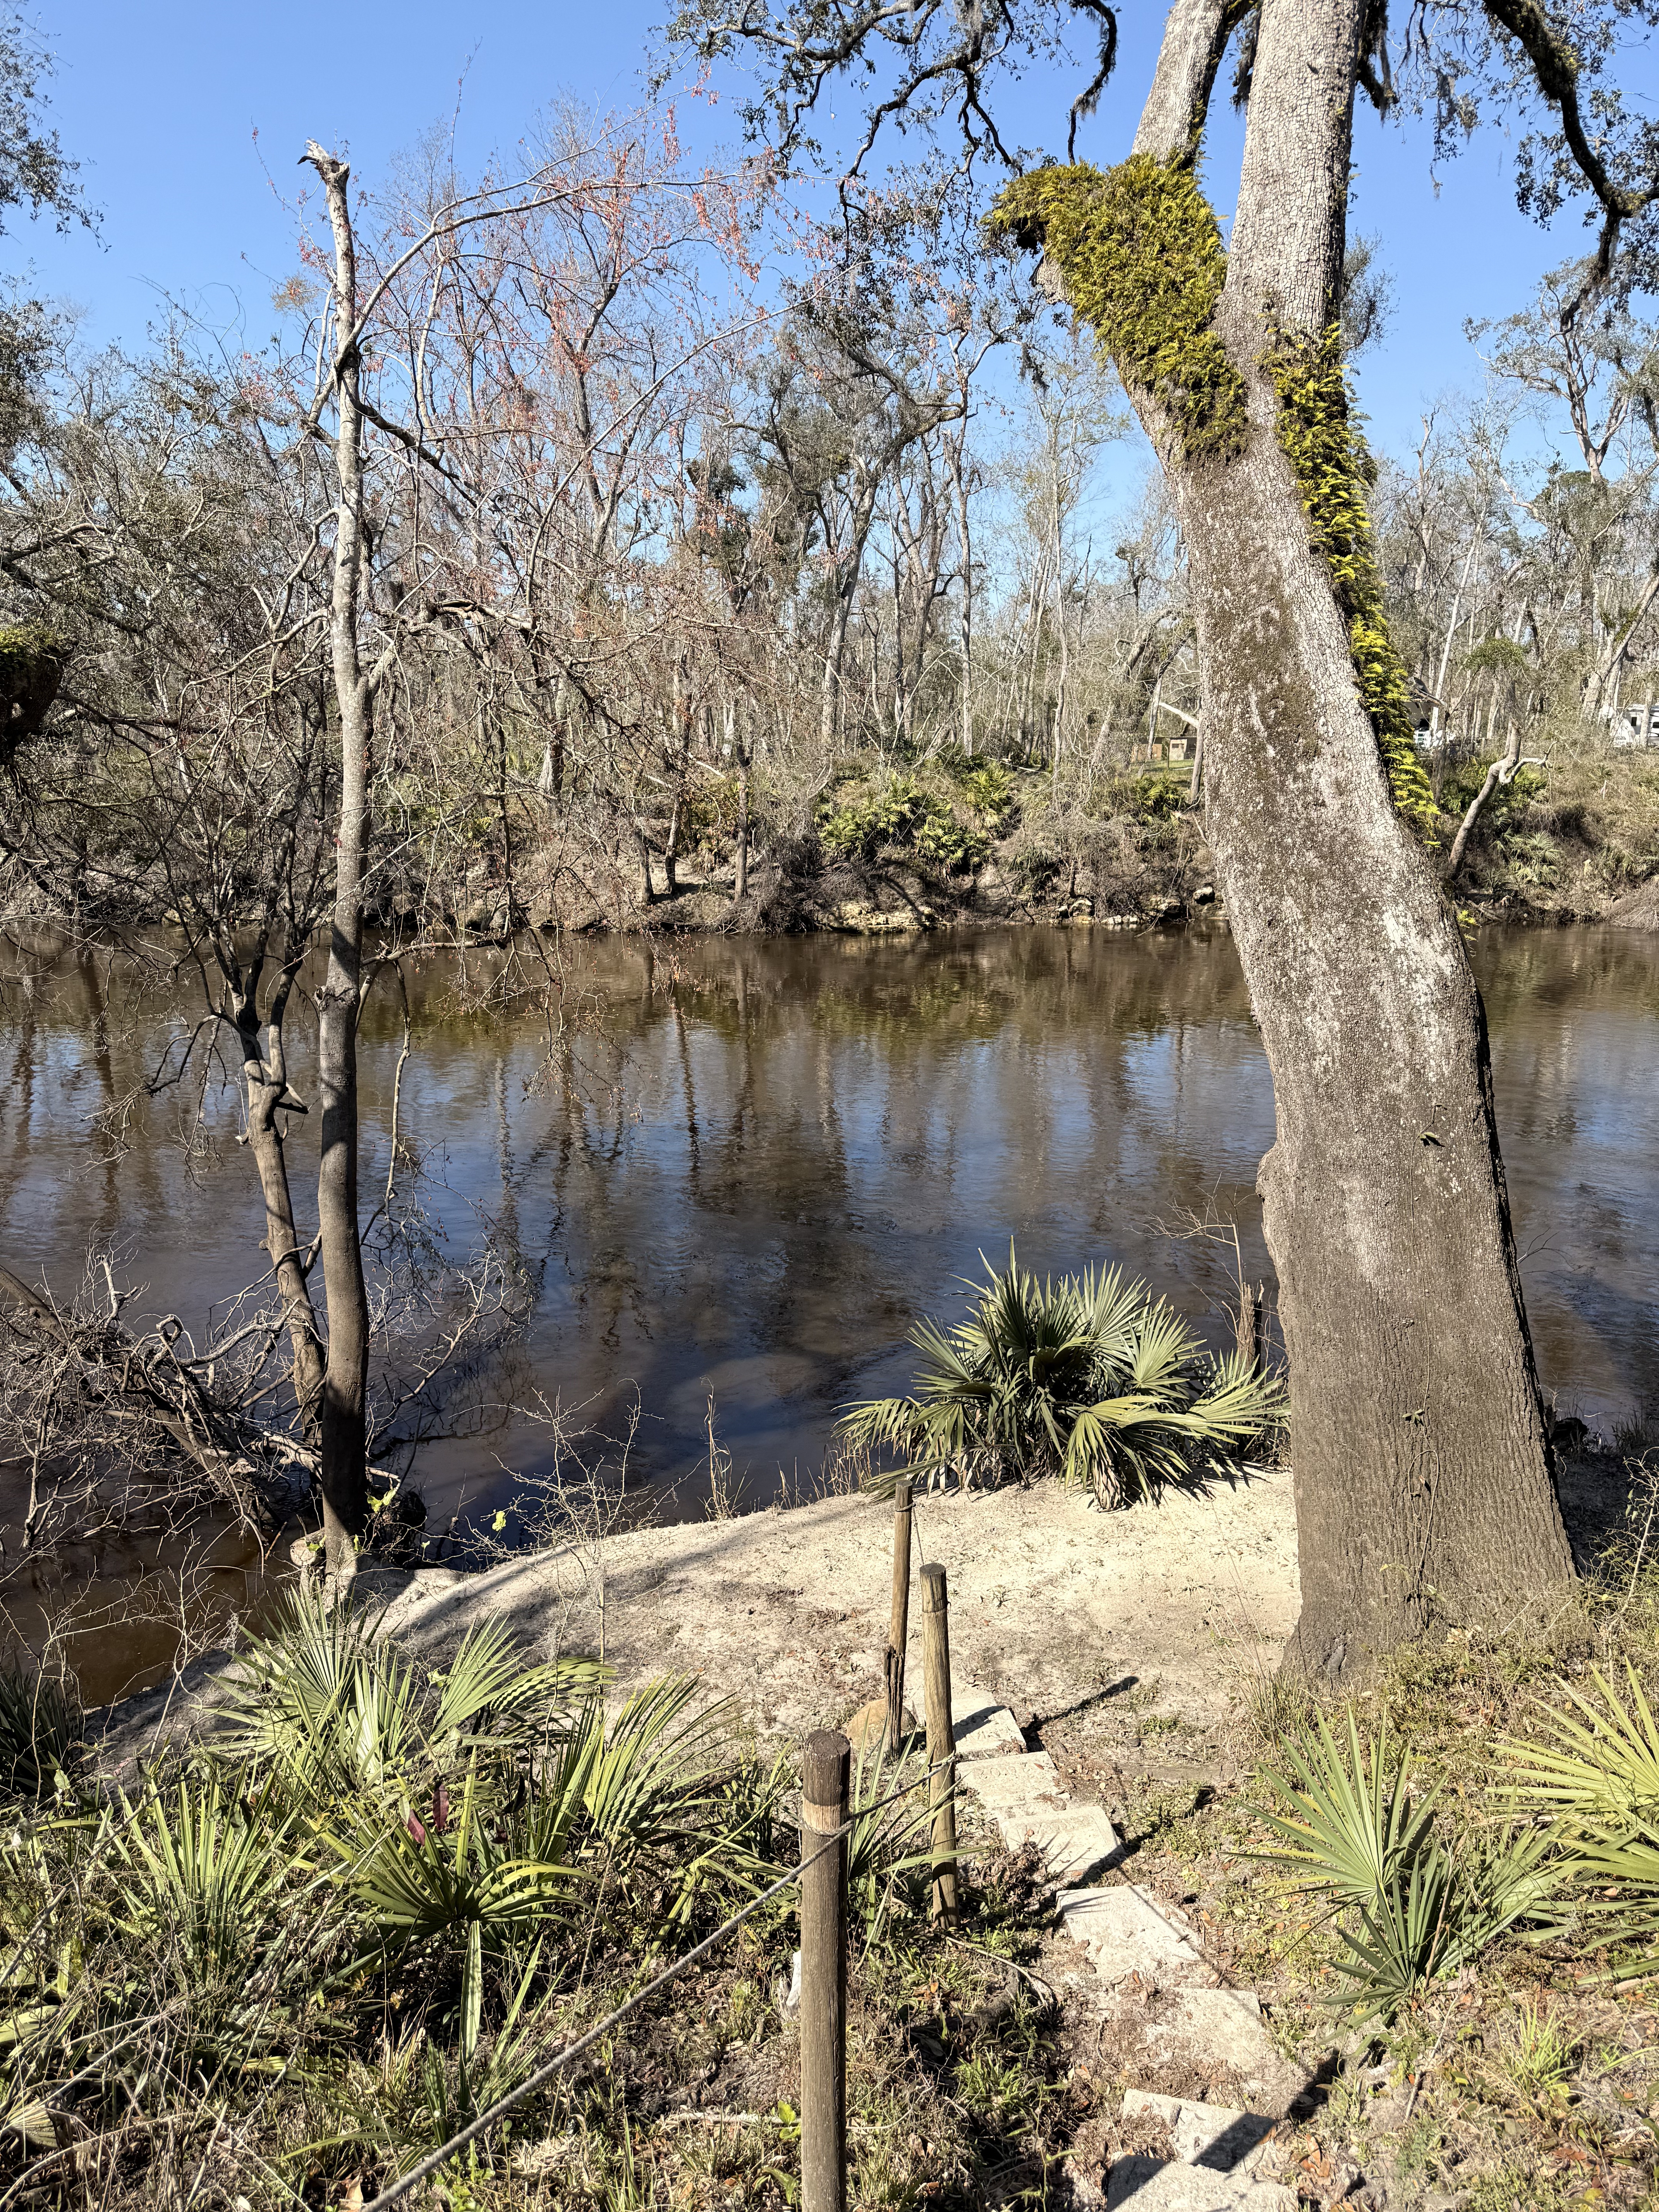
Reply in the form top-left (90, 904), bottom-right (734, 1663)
top-left (306, 141), bottom-right (374, 1580)
top-left (1446, 720), bottom-right (1547, 879)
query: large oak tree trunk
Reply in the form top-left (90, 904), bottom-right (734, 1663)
top-left (1124, 0), bottom-right (1574, 1672)
top-left (308, 144), bottom-right (374, 1581)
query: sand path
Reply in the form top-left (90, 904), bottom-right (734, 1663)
top-left (380, 1466), bottom-right (1299, 1749)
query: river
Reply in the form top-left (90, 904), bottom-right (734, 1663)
top-left (3, 923), bottom-right (1656, 1694)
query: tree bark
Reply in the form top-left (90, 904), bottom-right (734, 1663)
top-left (306, 142), bottom-right (374, 1582)
top-left (728, 699), bottom-right (751, 902)
top-left (665, 786), bottom-right (683, 895)
top-left (230, 964), bottom-right (326, 1435)
top-left (1116, 0), bottom-right (1574, 1673)
top-left (945, 433), bottom-right (974, 753)
top-left (819, 495), bottom-right (876, 756)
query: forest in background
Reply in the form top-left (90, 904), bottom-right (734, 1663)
top-left (3, 91), bottom-right (1658, 958)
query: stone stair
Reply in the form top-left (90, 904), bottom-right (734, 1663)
top-left (950, 1686), bottom-right (1297, 2210)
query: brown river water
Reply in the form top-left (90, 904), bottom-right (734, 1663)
top-left (3, 923), bottom-right (1656, 1703)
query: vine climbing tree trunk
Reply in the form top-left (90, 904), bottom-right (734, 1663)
top-left (1026, 0), bottom-right (1575, 1673)
top-left (306, 141), bottom-right (374, 1582)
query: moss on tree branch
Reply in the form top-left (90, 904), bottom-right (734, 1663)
top-left (989, 160), bottom-right (1437, 839)
top-left (988, 156), bottom-right (1247, 465)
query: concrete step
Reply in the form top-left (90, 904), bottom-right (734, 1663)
top-left (951, 1686), bottom-right (1028, 1761)
top-left (1120, 2090), bottom-right (1274, 2174)
top-left (1104, 2159), bottom-right (1294, 2210)
top-left (1056, 1885), bottom-right (1210, 1987)
top-left (955, 1750), bottom-right (1121, 1882)
top-left (1144, 1989), bottom-right (1299, 2109)
top-left (995, 1802), bottom-right (1122, 1883)
top-left (956, 1748), bottom-right (1066, 1819)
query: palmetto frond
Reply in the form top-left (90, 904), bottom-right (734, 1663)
top-left (840, 1247), bottom-right (1285, 1505)
top-left (1253, 1712), bottom-right (1566, 2018)
top-left (112, 1774), bottom-right (312, 1981)
top-left (1071, 1262), bottom-right (1146, 1368)
top-left (579, 1675), bottom-right (733, 1848)
top-left (1125, 1301), bottom-right (1203, 1401)
top-left (1499, 1665), bottom-right (1659, 1979)
top-left (1503, 1664), bottom-right (1659, 1836)
top-left (223, 1583), bottom-right (603, 1798)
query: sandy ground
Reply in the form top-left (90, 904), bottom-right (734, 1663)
top-left (89, 1465), bottom-right (1300, 1776)
top-left (380, 1467), bottom-right (1299, 1752)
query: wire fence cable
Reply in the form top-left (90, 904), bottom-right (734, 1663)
top-left (359, 1760), bottom-right (942, 2212)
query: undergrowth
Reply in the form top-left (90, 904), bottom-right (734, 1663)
top-left (0, 1589), bottom-right (1082, 2208)
top-left (1097, 1463), bottom-right (1659, 2207)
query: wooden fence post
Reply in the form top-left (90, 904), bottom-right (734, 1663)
top-left (1235, 1281), bottom-right (1264, 1370)
top-left (800, 1727), bottom-right (849, 2212)
top-left (920, 1561), bottom-right (958, 1923)
top-left (884, 1477), bottom-right (913, 1750)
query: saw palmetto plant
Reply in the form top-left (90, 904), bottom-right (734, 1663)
top-left (1502, 1663), bottom-right (1659, 1981)
top-left (838, 1249), bottom-right (1285, 1506)
top-left (1253, 1710), bottom-right (1559, 2020)
top-left (221, 1582), bottom-right (605, 1800)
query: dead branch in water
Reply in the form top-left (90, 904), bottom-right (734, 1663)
top-left (0, 1257), bottom-right (310, 1589)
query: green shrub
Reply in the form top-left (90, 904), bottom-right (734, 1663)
top-left (838, 1247), bottom-right (1285, 1507)
top-left (1439, 757), bottom-right (1547, 826)
top-left (960, 761), bottom-right (1017, 830)
top-left (0, 1666), bottom-right (78, 1801)
top-left (1133, 771), bottom-right (1188, 821)
top-left (817, 773), bottom-right (987, 873)
top-left (1253, 1709), bottom-right (1556, 2020)
top-left (913, 807), bottom-right (988, 873)
top-left (222, 1582), bottom-right (602, 1798)
top-left (1503, 1662), bottom-right (1659, 1982)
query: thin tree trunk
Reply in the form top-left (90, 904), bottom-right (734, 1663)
top-left (306, 143), bottom-right (374, 1582)
top-left (665, 787), bottom-right (683, 895)
top-left (945, 437), bottom-right (974, 752)
top-left (1049, 453), bottom-right (1070, 795)
top-left (728, 700), bottom-right (751, 902)
top-left (493, 697), bottom-right (516, 928)
top-left (537, 670), bottom-right (567, 805)
top-left (821, 503), bottom-right (876, 755)
top-left (1429, 527), bottom-right (1483, 742)
top-left (1583, 567), bottom-right (1659, 722)
top-left (1115, 0), bottom-right (1574, 1673)
top-left (232, 967), bottom-right (326, 1435)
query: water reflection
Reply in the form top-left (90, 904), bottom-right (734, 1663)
top-left (2, 925), bottom-right (1655, 1553)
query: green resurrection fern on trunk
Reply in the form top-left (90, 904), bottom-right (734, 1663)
top-left (1262, 331), bottom-right (1440, 836)
top-left (988, 157), bottom-right (1438, 840)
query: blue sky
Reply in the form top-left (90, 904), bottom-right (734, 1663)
top-left (9, 0), bottom-right (1650, 472)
